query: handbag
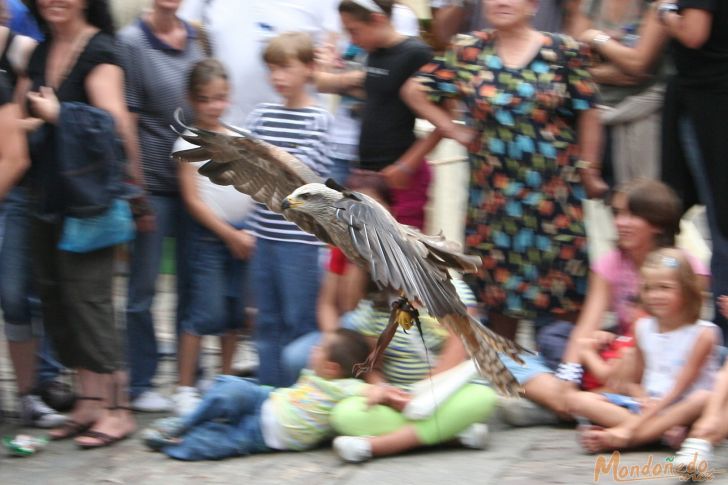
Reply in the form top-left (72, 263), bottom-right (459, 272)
top-left (58, 199), bottom-right (135, 253)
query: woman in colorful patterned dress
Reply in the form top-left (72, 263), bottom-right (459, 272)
top-left (401, 0), bottom-right (604, 340)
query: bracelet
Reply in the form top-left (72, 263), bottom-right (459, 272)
top-left (657, 2), bottom-right (679, 25)
top-left (576, 160), bottom-right (603, 173)
top-left (591, 32), bottom-right (611, 49)
top-left (555, 362), bottom-right (584, 384)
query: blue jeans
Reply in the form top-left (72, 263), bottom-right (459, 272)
top-left (126, 194), bottom-right (189, 398)
top-left (250, 239), bottom-right (322, 387)
top-left (164, 375), bottom-right (271, 461)
top-left (0, 186), bottom-right (63, 383)
top-left (680, 117), bottom-right (728, 342)
top-left (181, 221), bottom-right (248, 336)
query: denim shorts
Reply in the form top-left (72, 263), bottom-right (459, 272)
top-left (180, 221), bottom-right (248, 336)
top-left (498, 352), bottom-right (553, 385)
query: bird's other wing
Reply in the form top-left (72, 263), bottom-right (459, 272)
top-left (171, 110), bottom-right (334, 245)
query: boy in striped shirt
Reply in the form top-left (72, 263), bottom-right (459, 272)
top-left (247, 32), bottom-right (334, 387)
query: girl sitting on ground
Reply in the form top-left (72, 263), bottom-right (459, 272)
top-left (572, 248), bottom-right (721, 453)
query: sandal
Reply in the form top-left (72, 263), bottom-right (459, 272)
top-left (47, 397), bottom-right (102, 440)
top-left (48, 419), bottom-right (94, 441)
top-left (76, 429), bottom-right (131, 449)
top-left (76, 405), bottom-right (135, 449)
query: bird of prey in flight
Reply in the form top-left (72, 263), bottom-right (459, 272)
top-left (172, 112), bottom-right (527, 396)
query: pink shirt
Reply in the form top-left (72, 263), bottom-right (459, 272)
top-left (593, 249), bottom-right (709, 334)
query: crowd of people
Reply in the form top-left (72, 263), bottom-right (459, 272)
top-left (0, 0), bottom-right (727, 477)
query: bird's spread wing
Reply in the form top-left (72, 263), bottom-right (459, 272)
top-left (335, 193), bottom-right (527, 396)
top-left (170, 110), bottom-right (334, 245)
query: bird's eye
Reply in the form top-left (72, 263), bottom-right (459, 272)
top-left (299, 193), bottom-right (310, 200)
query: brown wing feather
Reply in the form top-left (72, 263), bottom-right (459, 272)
top-left (171, 110), bottom-right (334, 245)
top-left (442, 314), bottom-right (525, 397)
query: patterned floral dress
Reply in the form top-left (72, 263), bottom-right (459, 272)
top-left (415, 31), bottom-right (598, 320)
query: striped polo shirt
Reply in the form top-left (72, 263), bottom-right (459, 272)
top-left (245, 103), bottom-right (332, 244)
top-left (117, 18), bottom-right (204, 194)
top-left (348, 279), bottom-right (478, 389)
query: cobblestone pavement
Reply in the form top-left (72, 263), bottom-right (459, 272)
top-left (2, 260), bottom-right (728, 484)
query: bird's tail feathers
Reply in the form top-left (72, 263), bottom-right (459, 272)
top-left (444, 314), bottom-right (531, 397)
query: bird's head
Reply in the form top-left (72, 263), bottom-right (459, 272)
top-left (281, 183), bottom-right (343, 214)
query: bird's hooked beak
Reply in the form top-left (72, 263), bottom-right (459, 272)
top-left (281, 196), bottom-right (303, 211)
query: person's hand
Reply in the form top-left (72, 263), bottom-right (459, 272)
top-left (224, 229), bottom-right (255, 260)
top-left (20, 117), bottom-right (44, 132)
top-left (718, 295), bottom-right (728, 319)
top-left (365, 384), bottom-right (411, 410)
top-left (636, 396), bottom-right (659, 414)
top-left (444, 123), bottom-right (477, 148)
top-left (381, 162), bottom-right (412, 190)
top-left (315, 42), bottom-right (339, 71)
top-left (580, 167), bottom-right (609, 199)
top-left (384, 387), bottom-right (412, 412)
top-left (690, 413), bottom-right (722, 443)
top-left (593, 330), bottom-right (616, 349)
top-left (27, 86), bottom-right (60, 124)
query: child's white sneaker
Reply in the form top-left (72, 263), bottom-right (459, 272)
top-left (172, 386), bottom-right (201, 417)
top-left (333, 436), bottom-right (372, 463)
top-left (674, 438), bottom-right (713, 479)
top-left (457, 423), bottom-right (490, 449)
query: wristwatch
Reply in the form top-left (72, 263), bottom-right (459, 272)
top-left (657, 2), bottom-right (680, 24)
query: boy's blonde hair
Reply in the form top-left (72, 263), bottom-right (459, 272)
top-left (641, 247), bottom-right (703, 323)
top-left (262, 32), bottom-right (315, 66)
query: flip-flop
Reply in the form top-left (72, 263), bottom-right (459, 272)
top-left (48, 420), bottom-right (93, 441)
top-left (76, 429), bottom-right (131, 449)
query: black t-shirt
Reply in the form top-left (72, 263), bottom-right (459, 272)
top-left (672, 0), bottom-right (728, 89)
top-left (25, 31), bottom-right (119, 211)
top-left (359, 37), bottom-right (433, 171)
top-left (27, 31), bottom-right (119, 105)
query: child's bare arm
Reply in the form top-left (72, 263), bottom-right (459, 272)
top-left (364, 384), bottom-right (411, 412)
top-left (380, 129), bottom-right (443, 189)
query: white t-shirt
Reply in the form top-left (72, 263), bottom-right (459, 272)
top-left (636, 317), bottom-right (721, 399)
top-left (173, 131), bottom-right (254, 225)
top-left (178, 0), bottom-right (340, 126)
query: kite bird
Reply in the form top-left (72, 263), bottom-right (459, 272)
top-left (171, 111), bottom-right (527, 396)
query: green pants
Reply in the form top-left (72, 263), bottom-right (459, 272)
top-left (331, 383), bottom-right (498, 445)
